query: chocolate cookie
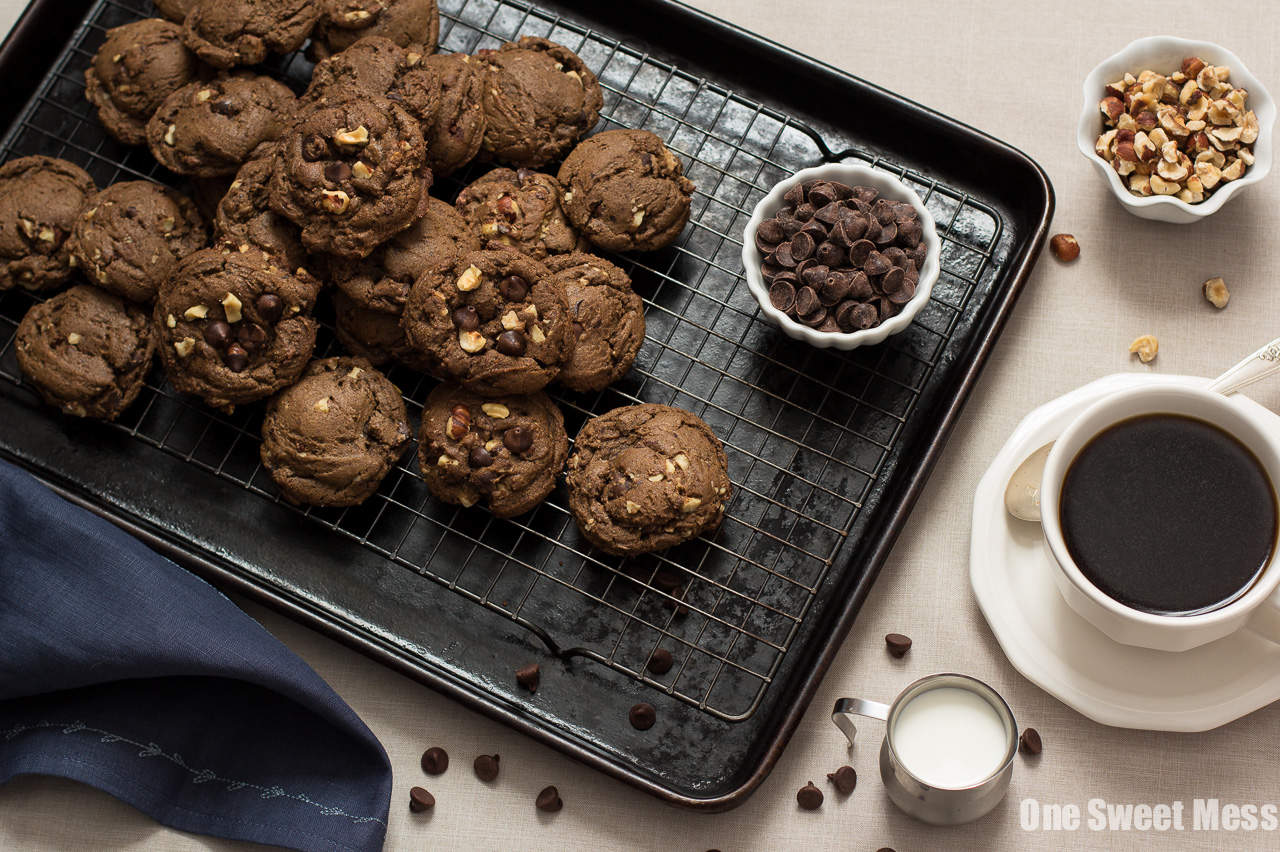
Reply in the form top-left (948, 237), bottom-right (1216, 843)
top-left (182, 0), bottom-right (321, 69)
top-left (15, 284), bottom-right (155, 420)
top-left (0, 156), bottom-right (96, 292)
top-left (302, 36), bottom-right (440, 130)
top-left (154, 247), bottom-right (319, 408)
top-left (329, 195), bottom-right (477, 314)
top-left (189, 175), bottom-right (235, 222)
top-left (147, 73), bottom-right (297, 178)
top-left (418, 383), bottom-right (568, 517)
top-left (313, 0), bottom-right (439, 59)
top-left (68, 180), bottom-right (207, 304)
top-left (566, 404), bottom-right (731, 556)
top-left (546, 253), bottom-right (644, 392)
top-left (558, 129), bottom-right (695, 252)
top-left (455, 167), bottom-right (584, 259)
top-left (401, 249), bottom-right (572, 396)
top-left (419, 53), bottom-right (485, 177)
top-left (84, 18), bottom-right (201, 146)
top-left (268, 96), bottom-right (430, 258)
top-left (260, 356), bottom-right (411, 506)
top-left (153, 0), bottom-right (197, 22)
top-left (477, 36), bottom-right (603, 168)
top-left (214, 147), bottom-right (307, 271)
top-left (332, 289), bottom-right (435, 371)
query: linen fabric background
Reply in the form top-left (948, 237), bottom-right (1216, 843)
top-left (3, 0), bottom-right (1280, 849)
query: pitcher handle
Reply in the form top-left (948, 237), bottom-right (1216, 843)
top-left (831, 697), bottom-right (891, 749)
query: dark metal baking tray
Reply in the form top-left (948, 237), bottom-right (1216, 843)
top-left (0, 0), bottom-right (1053, 809)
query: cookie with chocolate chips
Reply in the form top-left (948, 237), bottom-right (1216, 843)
top-left (546, 252), bottom-right (644, 392)
top-left (214, 147), bottom-right (307, 272)
top-left (419, 53), bottom-right (486, 177)
top-left (182, 0), bottom-right (322, 69)
top-left (313, 0), bottom-right (439, 59)
top-left (269, 96), bottom-right (430, 258)
top-left (476, 36), bottom-right (603, 168)
top-left (154, 247), bottom-right (319, 409)
top-left (332, 289), bottom-right (437, 371)
top-left (418, 383), bottom-right (568, 517)
top-left (84, 18), bottom-right (201, 146)
top-left (566, 403), bottom-right (731, 556)
top-left (69, 181), bottom-right (207, 304)
top-left (558, 129), bottom-right (695, 252)
top-left (261, 356), bottom-right (411, 506)
top-left (147, 73), bottom-right (297, 178)
top-left (302, 36), bottom-right (440, 129)
top-left (329, 195), bottom-right (478, 314)
top-left (15, 284), bottom-right (155, 420)
top-left (401, 249), bottom-right (572, 396)
top-left (153, 0), bottom-right (197, 22)
top-left (455, 167), bottom-right (584, 259)
top-left (0, 156), bottom-right (96, 292)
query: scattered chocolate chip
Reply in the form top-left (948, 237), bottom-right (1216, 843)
top-left (516, 662), bottom-right (540, 692)
top-left (535, 785), bottom-right (563, 812)
top-left (827, 765), bottom-right (857, 795)
top-left (498, 427), bottom-right (532, 457)
top-left (629, 702), bottom-right (656, 730)
top-left (452, 305), bottom-right (480, 331)
top-left (499, 275), bottom-right (529, 301)
top-left (1020, 727), bottom-right (1043, 756)
top-left (797, 781), bottom-right (824, 810)
top-left (876, 848), bottom-right (896, 852)
top-left (421, 746), bottom-right (449, 775)
top-left (495, 330), bottom-right (526, 356)
top-left (324, 161), bottom-right (352, 183)
top-left (203, 319), bottom-right (231, 349)
top-left (647, 648), bottom-right (674, 675)
top-left (236, 322), bottom-right (268, 352)
top-left (222, 343), bottom-right (248, 372)
top-left (255, 293), bottom-right (283, 323)
top-left (409, 786), bottom-right (435, 812)
top-left (885, 633), bottom-right (912, 658)
top-left (474, 753), bottom-right (500, 782)
top-left (469, 447), bottom-right (493, 468)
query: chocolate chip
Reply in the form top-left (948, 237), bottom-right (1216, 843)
top-left (885, 632), bottom-right (912, 658)
top-left (203, 319), bottom-right (231, 349)
top-left (469, 447), bottom-right (493, 467)
top-left (879, 266), bottom-right (905, 295)
top-left (209, 98), bottom-right (239, 116)
top-left (801, 264), bottom-right (830, 290)
top-left (421, 746), bottom-right (449, 775)
top-left (799, 307), bottom-right (828, 327)
top-left (755, 229), bottom-right (781, 254)
top-left (409, 786), bottom-right (435, 812)
top-left (794, 202), bottom-right (814, 222)
top-left (235, 322), bottom-right (268, 353)
top-left (863, 250), bottom-right (892, 277)
top-left (876, 848), bottom-right (896, 852)
top-left (535, 785), bottom-right (563, 812)
top-left (853, 185), bottom-right (879, 204)
top-left (495, 330), bottom-right (526, 356)
top-left (815, 241), bottom-right (845, 267)
top-left (647, 648), bottom-right (674, 675)
top-left (794, 286), bottom-right (819, 317)
top-left (848, 239), bottom-right (874, 267)
top-left (863, 217), bottom-right (882, 243)
top-left (897, 219), bottom-right (923, 248)
top-left (255, 293), bottom-right (283, 323)
top-left (907, 243), bottom-right (928, 269)
top-left (757, 218), bottom-right (785, 244)
top-left (761, 263), bottom-right (783, 282)
top-left (797, 781), bottom-right (824, 810)
top-left (789, 230), bottom-right (815, 261)
top-left (808, 183), bottom-right (836, 208)
top-left (871, 199), bottom-right (896, 225)
top-left (773, 242), bottom-right (795, 267)
top-left (222, 343), bottom-right (248, 372)
top-left (499, 275), bottom-right (529, 301)
top-left (888, 279), bottom-right (917, 305)
top-left (769, 279), bottom-right (795, 312)
top-left (473, 753), bottom-right (500, 782)
top-left (782, 184), bottom-right (805, 207)
top-left (324, 161), bottom-right (352, 183)
top-left (629, 702), bottom-right (656, 730)
top-left (848, 270), bottom-right (873, 300)
top-left (1020, 727), bottom-right (1043, 756)
top-left (813, 201), bottom-right (842, 225)
top-left (502, 426), bottom-right (533, 455)
top-left (883, 247), bottom-right (908, 269)
top-left (452, 305), bottom-right (480, 331)
top-left (516, 662), bottom-right (540, 692)
top-left (800, 220), bottom-right (828, 242)
top-left (302, 134), bottom-right (329, 160)
top-left (874, 220), bottom-right (898, 245)
top-left (819, 270), bottom-right (852, 303)
top-left (836, 300), bottom-right (878, 332)
top-left (827, 765), bottom-right (857, 795)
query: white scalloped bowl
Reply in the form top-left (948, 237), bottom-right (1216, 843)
top-left (740, 163), bottom-right (940, 351)
top-left (1077, 36), bottom-right (1274, 224)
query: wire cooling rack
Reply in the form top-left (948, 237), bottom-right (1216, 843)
top-left (0, 0), bottom-right (1002, 724)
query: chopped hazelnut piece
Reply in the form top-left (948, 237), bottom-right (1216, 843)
top-left (173, 337), bottom-right (196, 357)
top-left (314, 397), bottom-right (331, 412)
top-left (221, 292), bottom-right (242, 323)
top-left (1203, 277), bottom-right (1230, 308)
top-left (1129, 334), bottom-right (1159, 363)
top-left (66, 333), bottom-right (81, 345)
top-left (456, 265), bottom-right (482, 292)
top-left (183, 305), bottom-right (209, 320)
top-left (1049, 234), bottom-right (1080, 262)
top-left (458, 330), bottom-right (485, 353)
top-left (334, 125), bottom-right (370, 146)
top-left (321, 190), bottom-right (350, 214)
top-left (481, 403), bottom-right (510, 419)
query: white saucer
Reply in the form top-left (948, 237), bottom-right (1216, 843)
top-left (970, 373), bottom-right (1280, 731)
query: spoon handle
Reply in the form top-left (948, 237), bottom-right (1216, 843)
top-left (1207, 336), bottom-right (1280, 396)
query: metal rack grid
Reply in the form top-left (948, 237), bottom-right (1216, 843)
top-left (0, 0), bottom-right (1002, 722)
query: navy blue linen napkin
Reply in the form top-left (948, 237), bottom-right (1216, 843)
top-left (0, 461), bottom-right (392, 851)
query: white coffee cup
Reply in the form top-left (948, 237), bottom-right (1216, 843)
top-left (1039, 381), bottom-right (1280, 652)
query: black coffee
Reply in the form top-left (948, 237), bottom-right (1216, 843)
top-left (1060, 413), bottom-right (1277, 615)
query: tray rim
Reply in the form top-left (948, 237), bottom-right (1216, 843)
top-left (0, 0), bottom-right (1055, 812)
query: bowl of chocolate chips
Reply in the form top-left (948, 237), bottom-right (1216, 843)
top-left (742, 163), bottom-right (939, 350)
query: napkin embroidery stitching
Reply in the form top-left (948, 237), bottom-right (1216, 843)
top-left (2, 719), bottom-right (386, 826)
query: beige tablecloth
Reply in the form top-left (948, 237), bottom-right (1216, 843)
top-left (4, 1), bottom-right (1280, 850)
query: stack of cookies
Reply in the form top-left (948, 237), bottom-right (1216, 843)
top-left (6, 1), bottom-right (731, 557)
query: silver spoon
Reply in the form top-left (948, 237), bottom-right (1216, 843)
top-left (1004, 335), bottom-right (1280, 522)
